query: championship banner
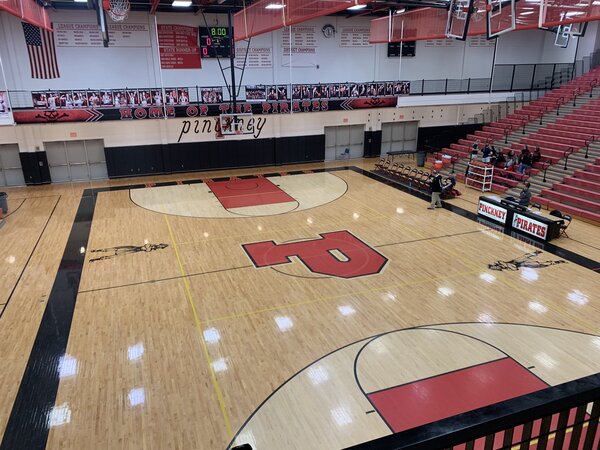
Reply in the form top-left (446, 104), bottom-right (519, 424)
top-left (12, 96), bottom-right (399, 124)
top-left (157, 25), bottom-right (201, 69)
top-left (54, 22), bottom-right (151, 48)
top-left (0, 91), bottom-right (13, 125)
top-left (281, 26), bottom-right (318, 68)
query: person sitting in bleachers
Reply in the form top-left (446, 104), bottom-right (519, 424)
top-left (505, 152), bottom-right (518, 171)
top-left (482, 144), bottom-right (492, 163)
top-left (516, 149), bottom-right (532, 174)
top-left (494, 151), bottom-right (506, 168)
top-left (531, 147), bottom-right (542, 165)
top-left (489, 146), bottom-right (499, 165)
top-left (471, 140), bottom-right (480, 160)
top-left (518, 182), bottom-right (532, 206)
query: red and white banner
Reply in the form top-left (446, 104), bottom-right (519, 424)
top-left (478, 199), bottom-right (508, 224)
top-left (157, 25), bottom-right (201, 69)
top-left (512, 213), bottom-right (548, 240)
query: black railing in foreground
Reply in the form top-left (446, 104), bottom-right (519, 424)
top-left (584, 138), bottom-right (594, 159)
top-left (542, 159), bottom-right (552, 183)
top-left (344, 373), bottom-right (600, 450)
top-left (564, 147), bottom-right (574, 170)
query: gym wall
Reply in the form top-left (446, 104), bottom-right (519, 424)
top-left (0, 11), bottom-right (585, 92)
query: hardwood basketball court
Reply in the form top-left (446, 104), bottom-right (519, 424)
top-left (0, 159), bottom-right (599, 450)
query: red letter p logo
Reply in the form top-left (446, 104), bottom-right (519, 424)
top-left (242, 231), bottom-right (387, 279)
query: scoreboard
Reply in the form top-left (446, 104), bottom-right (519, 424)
top-left (387, 41), bottom-right (416, 58)
top-left (199, 26), bottom-right (233, 58)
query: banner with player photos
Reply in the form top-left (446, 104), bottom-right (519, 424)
top-left (291, 81), bottom-right (409, 99)
top-left (199, 87), bottom-right (223, 104)
top-left (246, 85), bottom-right (288, 102)
top-left (31, 87), bottom-right (192, 109)
top-left (245, 85), bottom-right (266, 101)
top-left (28, 80), bottom-right (409, 111)
top-left (0, 91), bottom-right (13, 125)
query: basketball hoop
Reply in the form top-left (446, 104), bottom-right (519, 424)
top-left (107, 0), bottom-right (130, 22)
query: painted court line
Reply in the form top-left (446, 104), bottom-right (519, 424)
top-left (164, 214), bottom-right (234, 439)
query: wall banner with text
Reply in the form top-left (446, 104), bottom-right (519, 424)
top-left (54, 23), bottom-right (151, 47)
top-left (12, 96), bottom-right (398, 124)
top-left (157, 25), bottom-right (201, 69)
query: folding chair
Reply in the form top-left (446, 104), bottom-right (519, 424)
top-left (559, 214), bottom-right (572, 238)
top-left (385, 162), bottom-right (399, 175)
top-left (549, 209), bottom-right (563, 219)
top-left (374, 158), bottom-right (386, 170)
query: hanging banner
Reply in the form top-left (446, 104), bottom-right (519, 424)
top-left (339, 26), bottom-right (372, 47)
top-left (281, 26), bottom-right (318, 67)
top-left (0, 91), bottom-right (13, 125)
top-left (157, 25), bottom-right (201, 69)
top-left (54, 23), bottom-right (151, 47)
top-left (12, 96), bottom-right (399, 124)
top-left (234, 46), bottom-right (273, 68)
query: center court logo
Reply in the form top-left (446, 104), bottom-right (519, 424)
top-left (241, 230), bottom-right (387, 279)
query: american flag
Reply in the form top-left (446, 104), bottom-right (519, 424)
top-left (22, 22), bottom-right (60, 79)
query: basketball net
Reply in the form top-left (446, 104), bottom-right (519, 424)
top-left (107, 0), bottom-right (130, 22)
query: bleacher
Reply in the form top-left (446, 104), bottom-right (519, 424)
top-left (423, 66), bottom-right (600, 223)
top-left (436, 67), bottom-right (600, 168)
top-left (533, 158), bottom-right (600, 222)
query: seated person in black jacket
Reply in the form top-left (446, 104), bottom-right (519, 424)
top-left (482, 144), bottom-right (492, 163)
top-left (518, 182), bottom-right (532, 206)
top-left (495, 151), bottom-right (506, 167)
top-left (531, 147), bottom-right (542, 165)
top-left (517, 149), bottom-right (533, 174)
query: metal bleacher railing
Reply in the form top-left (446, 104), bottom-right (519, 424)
top-left (5, 51), bottom-right (600, 111)
top-left (344, 373), bottom-right (600, 450)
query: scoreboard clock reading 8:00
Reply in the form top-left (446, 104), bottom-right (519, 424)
top-left (199, 27), bottom-right (233, 58)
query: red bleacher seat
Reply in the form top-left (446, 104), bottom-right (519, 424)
top-left (520, 138), bottom-right (576, 153)
top-left (532, 196), bottom-right (600, 223)
top-left (528, 133), bottom-right (585, 148)
top-left (541, 189), bottom-right (600, 212)
top-left (563, 175), bottom-right (600, 191)
top-left (574, 169), bottom-right (600, 183)
top-left (585, 163), bottom-right (600, 173)
top-left (542, 128), bottom-right (594, 141)
top-left (492, 175), bottom-right (520, 188)
top-left (552, 183), bottom-right (600, 201)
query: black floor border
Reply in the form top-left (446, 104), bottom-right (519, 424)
top-left (0, 193), bottom-right (95, 450)
top-left (2, 165), bottom-right (598, 450)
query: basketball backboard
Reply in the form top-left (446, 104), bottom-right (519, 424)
top-left (487, 0), bottom-right (516, 39)
top-left (446, 0), bottom-right (474, 40)
top-left (554, 19), bottom-right (587, 48)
